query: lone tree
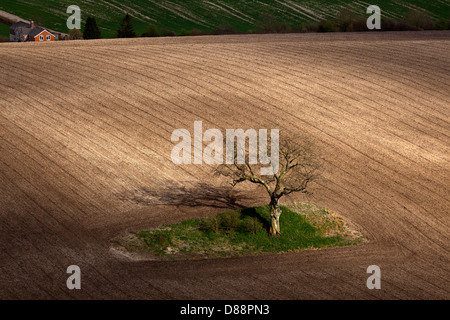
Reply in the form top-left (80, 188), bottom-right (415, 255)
top-left (117, 13), bottom-right (137, 38)
top-left (83, 16), bottom-right (101, 39)
top-left (215, 132), bottom-right (322, 237)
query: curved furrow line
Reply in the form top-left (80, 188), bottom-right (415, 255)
top-left (161, 37), bottom-right (450, 103)
top-left (316, 163), bottom-right (449, 255)
top-left (233, 40), bottom-right (450, 122)
top-left (0, 49), bottom-right (178, 168)
top-left (366, 39), bottom-right (450, 74)
top-left (146, 40), bottom-right (448, 158)
top-left (0, 79), bottom-right (203, 272)
top-left (265, 40), bottom-right (450, 114)
top-left (73, 39), bottom-right (436, 178)
top-left (135, 44), bottom-right (448, 215)
top-left (392, 264), bottom-right (450, 298)
top-left (0, 156), bottom-right (130, 298)
top-left (0, 130), bottom-right (95, 221)
top-left (0, 227), bottom-right (78, 299)
top-left (95, 42), bottom-right (450, 276)
top-left (166, 44), bottom-right (449, 182)
top-left (0, 221), bottom-right (69, 299)
top-left (0, 73), bottom-right (158, 197)
top-left (38, 46), bottom-right (236, 139)
top-left (315, 154), bottom-right (449, 254)
top-left (221, 41), bottom-right (450, 135)
top-left (254, 273), bottom-right (319, 299)
top-left (139, 41), bottom-right (448, 169)
top-left (318, 150), bottom-right (449, 238)
top-left (74, 45), bottom-right (442, 246)
top-left (0, 58), bottom-right (183, 189)
top-left (1, 251), bottom-right (59, 298)
top-left (47, 46), bottom-right (229, 127)
top-left (317, 161), bottom-right (445, 243)
top-left (0, 140), bottom-right (149, 298)
top-left (310, 181), bottom-right (407, 257)
top-left (108, 51), bottom-right (450, 244)
top-left (302, 37), bottom-right (450, 76)
top-left (16, 45), bottom-right (316, 190)
top-left (168, 43), bottom-right (446, 192)
top-left (269, 43), bottom-right (450, 128)
top-left (0, 103), bottom-right (115, 217)
top-left (0, 80), bottom-right (136, 209)
top-left (322, 160), bottom-right (448, 248)
top-left (309, 41), bottom-right (450, 111)
top-left (9, 40), bottom-right (446, 242)
top-left (2, 50), bottom-right (236, 188)
top-left (299, 267), bottom-right (380, 299)
top-left (1, 33), bottom-right (448, 299)
top-left (0, 153), bottom-right (80, 238)
top-left (60, 45), bottom-right (275, 133)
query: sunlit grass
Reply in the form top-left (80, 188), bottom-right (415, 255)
top-left (113, 203), bottom-right (363, 260)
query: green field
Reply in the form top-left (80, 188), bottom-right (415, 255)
top-left (1, 0), bottom-right (449, 37)
top-left (0, 22), bottom-right (9, 38)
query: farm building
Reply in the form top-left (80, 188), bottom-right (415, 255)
top-left (10, 20), bottom-right (55, 42)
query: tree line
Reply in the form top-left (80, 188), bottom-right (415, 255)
top-left (69, 13), bottom-right (138, 40)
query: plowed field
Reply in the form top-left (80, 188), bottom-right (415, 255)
top-left (0, 31), bottom-right (449, 299)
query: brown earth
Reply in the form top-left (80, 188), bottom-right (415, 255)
top-left (0, 31), bottom-right (448, 299)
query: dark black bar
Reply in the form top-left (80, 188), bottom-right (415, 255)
top-left (0, 300), bottom-right (444, 319)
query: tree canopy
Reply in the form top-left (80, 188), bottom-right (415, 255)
top-left (117, 13), bottom-right (137, 38)
top-left (83, 16), bottom-right (101, 39)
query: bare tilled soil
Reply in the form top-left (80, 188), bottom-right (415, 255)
top-left (0, 31), bottom-right (449, 299)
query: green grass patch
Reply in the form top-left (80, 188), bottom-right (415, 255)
top-left (113, 203), bottom-right (363, 260)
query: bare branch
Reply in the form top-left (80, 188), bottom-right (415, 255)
top-left (214, 130), bottom-right (322, 236)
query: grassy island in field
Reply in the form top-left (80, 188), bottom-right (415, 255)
top-left (112, 203), bottom-right (363, 260)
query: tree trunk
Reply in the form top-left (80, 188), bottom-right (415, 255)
top-left (269, 197), bottom-right (281, 236)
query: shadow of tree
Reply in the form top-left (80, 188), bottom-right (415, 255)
top-left (119, 182), bottom-right (254, 209)
top-left (239, 206), bottom-right (271, 230)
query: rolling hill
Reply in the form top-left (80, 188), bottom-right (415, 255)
top-left (1, 0), bottom-right (449, 38)
top-left (0, 31), bottom-right (449, 299)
